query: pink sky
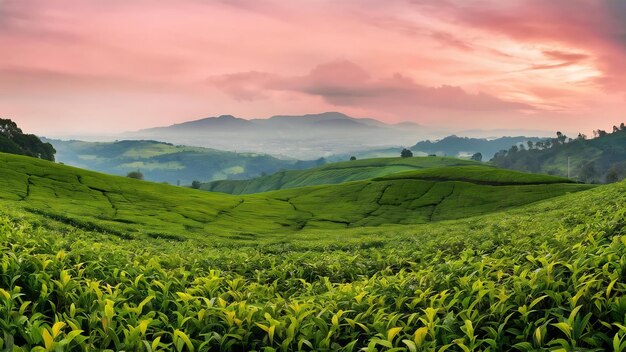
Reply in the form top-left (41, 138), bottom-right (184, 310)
top-left (1, 0), bottom-right (625, 136)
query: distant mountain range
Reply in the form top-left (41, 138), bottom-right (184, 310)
top-left (411, 135), bottom-right (545, 159)
top-left (327, 135), bottom-right (544, 161)
top-left (44, 139), bottom-right (324, 185)
top-left (124, 112), bottom-right (425, 159)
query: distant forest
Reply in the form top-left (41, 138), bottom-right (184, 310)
top-left (491, 123), bottom-right (626, 183)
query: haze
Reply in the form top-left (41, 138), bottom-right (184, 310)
top-left (1, 0), bottom-right (625, 136)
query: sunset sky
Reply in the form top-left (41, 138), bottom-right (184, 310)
top-left (1, 0), bottom-right (625, 136)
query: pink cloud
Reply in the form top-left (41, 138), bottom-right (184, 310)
top-left (0, 0), bottom-right (625, 135)
top-left (209, 60), bottom-right (536, 128)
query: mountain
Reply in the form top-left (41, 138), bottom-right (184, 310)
top-left (411, 135), bottom-right (545, 159)
top-left (201, 156), bottom-right (482, 194)
top-left (491, 128), bottom-right (626, 183)
top-left (0, 151), bottom-right (589, 237)
top-left (45, 139), bottom-right (324, 185)
top-left (124, 112), bottom-right (426, 159)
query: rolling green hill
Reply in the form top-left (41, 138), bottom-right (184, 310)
top-left (0, 152), bottom-right (591, 241)
top-left (200, 157), bottom-right (484, 194)
top-left (0, 151), bottom-right (624, 350)
top-left (491, 129), bottom-right (626, 183)
top-left (45, 139), bottom-right (324, 185)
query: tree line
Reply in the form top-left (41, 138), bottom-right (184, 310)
top-left (491, 123), bottom-right (626, 183)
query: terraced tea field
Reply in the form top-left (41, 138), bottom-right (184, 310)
top-left (0, 153), bottom-right (591, 239)
top-left (200, 157), bottom-right (482, 194)
top-left (0, 152), bottom-right (624, 351)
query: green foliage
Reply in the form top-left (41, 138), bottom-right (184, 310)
top-left (376, 166), bottom-right (574, 185)
top-left (126, 171), bottom-right (144, 180)
top-left (401, 149), bottom-right (413, 158)
top-left (202, 156), bottom-right (482, 195)
top-left (0, 119), bottom-right (55, 161)
top-left (0, 166), bottom-right (625, 350)
top-left (0, 153), bottom-right (592, 239)
top-left (491, 128), bottom-right (626, 183)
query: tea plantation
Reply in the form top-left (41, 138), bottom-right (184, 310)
top-left (199, 157), bottom-right (482, 195)
top-left (1, 152), bottom-right (625, 351)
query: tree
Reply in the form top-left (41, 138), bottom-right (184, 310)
top-left (126, 171), bottom-right (144, 180)
top-left (606, 164), bottom-right (625, 183)
top-left (350, 156), bottom-right (357, 161)
top-left (191, 180), bottom-right (202, 189)
top-left (606, 167), bottom-right (622, 183)
top-left (400, 148), bottom-right (413, 158)
top-left (470, 152), bottom-right (482, 162)
top-left (620, 122), bottom-right (626, 131)
top-left (578, 161), bottom-right (597, 183)
top-left (0, 118), bottom-right (56, 161)
top-left (527, 141), bottom-right (534, 150)
top-left (614, 125), bottom-right (620, 133)
top-left (593, 129), bottom-right (608, 138)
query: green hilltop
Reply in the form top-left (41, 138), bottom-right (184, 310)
top-left (0, 152), bottom-right (591, 241)
top-left (200, 156), bottom-right (483, 194)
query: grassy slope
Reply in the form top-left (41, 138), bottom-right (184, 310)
top-left (46, 139), bottom-right (322, 184)
top-left (201, 157), bottom-right (483, 194)
top-left (376, 165), bottom-right (574, 184)
top-left (0, 159), bottom-right (624, 349)
top-left (0, 152), bottom-right (593, 241)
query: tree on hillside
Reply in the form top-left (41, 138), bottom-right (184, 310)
top-left (606, 165), bottom-right (624, 183)
top-left (191, 180), bottom-right (202, 189)
top-left (350, 156), bottom-right (357, 161)
top-left (471, 152), bottom-right (483, 162)
top-left (400, 149), bottom-right (413, 158)
top-left (593, 129), bottom-right (608, 138)
top-left (578, 161), bottom-right (598, 183)
top-left (605, 162), bottom-right (626, 183)
top-left (126, 171), bottom-right (144, 180)
top-left (0, 118), bottom-right (56, 161)
top-left (527, 141), bottom-right (534, 150)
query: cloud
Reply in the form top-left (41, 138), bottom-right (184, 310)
top-left (430, 31), bottom-right (474, 51)
top-left (207, 71), bottom-right (276, 101)
top-left (209, 60), bottom-right (534, 115)
top-left (411, 0), bottom-right (626, 91)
